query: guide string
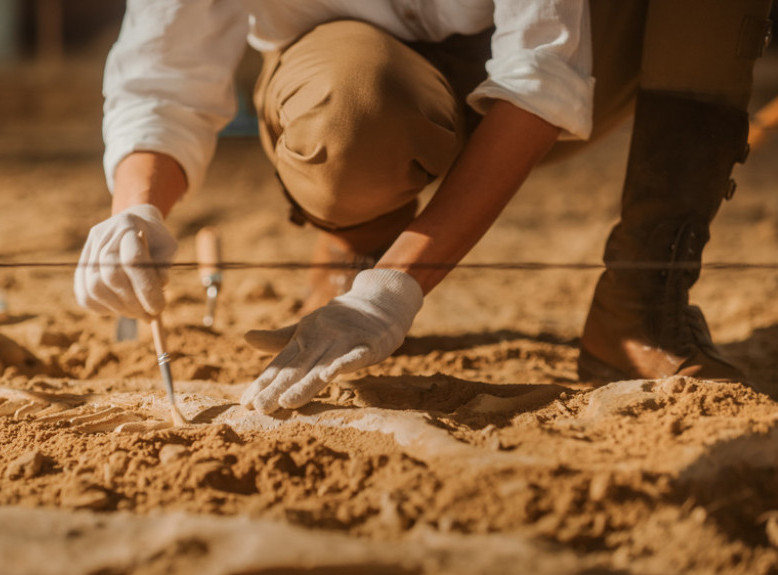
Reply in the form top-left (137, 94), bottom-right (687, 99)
top-left (1, 261), bottom-right (778, 272)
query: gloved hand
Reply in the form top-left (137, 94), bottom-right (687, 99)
top-left (241, 268), bottom-right (423, 414)
top-left (74, 204), bottom-right (178, 319)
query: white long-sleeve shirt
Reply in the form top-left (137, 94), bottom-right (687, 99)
top-left (103, 0), bottom-right (594, 193)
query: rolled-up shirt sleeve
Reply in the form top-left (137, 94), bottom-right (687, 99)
top-left (103, 0), bottom-right (249, 193)
top-left (467, 0), bottom-right (594, 140)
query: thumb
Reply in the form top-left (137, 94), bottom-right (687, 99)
top-left (244, 324), bottom-right (297, 353)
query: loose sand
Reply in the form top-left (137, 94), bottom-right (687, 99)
top-left (2, 42), bottom-right (778, 574)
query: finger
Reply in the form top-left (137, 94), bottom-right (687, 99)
top-left (119, 231), bottom-right (167, 316)
top-left (277, 342), bottom-right (373, 410)
top-left (75, 228), bottom-right (110, 311)
top-left (254, 365), bottom-right (310, 414)
top-left (77, 288), bottom-right (114, 317)
top-left (240, 341), bottom-right (302, 409)
top-left (278, 370), bottom-right (329, 410)
top-left (319, 345), bottom-right (373, 381)
top-left (99, 247), bottom-right (149, 319)
top-left (84, 245), bottom-right (140, 317)
top-left (254, 345), bottom-right (324, 414)
top-left (278, 346), bottom-right (371, 410)
top-left (244, 325), bottom-right (297, 353)
top-left (239, 378), bottom-right (263, 410)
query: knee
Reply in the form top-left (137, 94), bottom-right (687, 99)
top-left (263, 21), bottom-right (461, 226)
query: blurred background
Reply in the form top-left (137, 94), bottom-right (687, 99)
top-left (0, 0), bottom-right (262, 161)
top-left (0, 0), bottom-right (123, 60)
top-left (2, 0), bottom-right (778, 174)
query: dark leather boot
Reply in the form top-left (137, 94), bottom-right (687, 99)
top-left (578, 90), bottom-right (750, 383)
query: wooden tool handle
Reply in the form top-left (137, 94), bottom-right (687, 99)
top-left (196, 226), bottom-right (222, 281)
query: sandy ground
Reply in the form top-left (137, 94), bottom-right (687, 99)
top-left (3, 38), bottom-right (778, 574)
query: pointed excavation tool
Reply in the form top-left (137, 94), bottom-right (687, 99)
top-left (150, 316), bottom-right (188, 426)
top-left (196, 226), bottom-right (223, 328)
top-left (134, 229), bottom-right (187, 425)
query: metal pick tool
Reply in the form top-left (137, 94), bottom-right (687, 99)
top-left (134, 228), bottom-right (187, 425)
top-left (150, 317), bottom-right (187, 426)
top-left (196, 226), bottom-right (223, 328)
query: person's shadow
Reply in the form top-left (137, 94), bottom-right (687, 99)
top-left (292, 329), bottom-right (585, 431)
top-left (396, 329), bottom-right (577, 356)
top-left (720, 323), bottom-right (778, 398)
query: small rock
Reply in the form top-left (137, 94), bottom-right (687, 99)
top-left (194, 461), bottom-right (254, 494)
top-left (61, 484), bottom-right (112, 510)
top-left (659, 376), bottom-right (690, 395)
top-left (103, 451), bottom-right (129, 483)
top-left (238, 279), bottom-right (279, 301)
top-left (205, 424), bottom-right (242, 445)
top-left (38, 330), bottom-right (74, 349)
top-left (0, 334), bottom-right (42, 374)
top-left (83, 348), bottom-right (118, 377)
top-left (589, 473), bottom-right (611, 502)
top-left (159, 444), bottom-right (189, 465)
top-left (5, 451), bottom-right (45, 480)
top-left (689, 506), bottom-right (707, 524)
top-left (438, 516), bottom-right (455, 533)
top-left (108, 451), bottom-right (129, 473)
top-left (666, 417), bottom-right (685, 436)
top-left (497, 478), bottom-right (529, 498)
top-left (377, 492), bottom-right (406, 531)
top-left (189, 364), bottom-right (221, 381)
top-left (25, 324), bottom-right (73, 349)
top-left (766, 516), bottom-right (778, 547)
top-left (474, 423), bottom-right (500, 449)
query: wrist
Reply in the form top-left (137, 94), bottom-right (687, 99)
top-left (120, 204), bottom-right (166, 225)
top-left (346, 268), bottom-right (423, 331)
top-left (112, 152), bottom-right (187, 216)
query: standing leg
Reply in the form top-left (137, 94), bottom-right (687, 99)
top-left (579, 0), bottom-right (773, 382)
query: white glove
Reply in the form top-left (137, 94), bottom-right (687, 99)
top-left (74, 204), bottom-right (178, 319)
top-left (241, 268), bottom-right (423, 414)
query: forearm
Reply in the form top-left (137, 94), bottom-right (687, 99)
top-left (111, 152), bottom-right (188, 217)
top-left (377, 100), bottom-right (560, 294)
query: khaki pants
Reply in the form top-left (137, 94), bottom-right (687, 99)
top-left (256, 1), bottom-right (773, 231)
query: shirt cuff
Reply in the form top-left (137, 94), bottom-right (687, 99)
top-left (103, 105), bottom-right (219, 194)
top-left (467, 50), bottom-right (595, 141)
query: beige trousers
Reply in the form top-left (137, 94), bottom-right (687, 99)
top-left (256, 1), bottom-right (773, 231)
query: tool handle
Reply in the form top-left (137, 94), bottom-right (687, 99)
top-left (137, 229), bottom-right (169, 347)
top-left (150, 317), bottom-right (167, 358)
top-left (196, 226), bottom-right (222, 283)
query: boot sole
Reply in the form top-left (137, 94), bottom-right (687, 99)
top-left (577, 347), bottom-right (632, 385)
top-left (578, 347), bottom-right (764, 393)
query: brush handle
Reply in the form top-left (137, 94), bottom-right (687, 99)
top-left (196, 226), bottom-right (223, 285)
top-left (150, 317), bottom-right (166, 357)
